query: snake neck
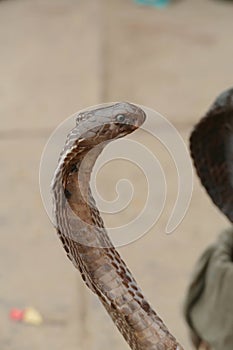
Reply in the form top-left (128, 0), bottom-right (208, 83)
top-left (52, 135), bottom-right (183, 350)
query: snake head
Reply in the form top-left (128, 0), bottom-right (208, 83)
top-left (108, 102), bottom-right (146, 138)
top-left (75, 102), bottom-right (146, 144)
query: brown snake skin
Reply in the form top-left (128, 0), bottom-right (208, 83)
top-left (51, 102), bottom-right (183, 350)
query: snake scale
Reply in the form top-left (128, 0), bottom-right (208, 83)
top-left (51, 89), bottom-right (233, 350)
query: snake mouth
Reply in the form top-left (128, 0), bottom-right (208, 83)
top-left (104, 123), bottom-right (135, 142)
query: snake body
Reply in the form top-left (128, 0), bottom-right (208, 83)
top-left (51, 102), bottom-right (183, 350)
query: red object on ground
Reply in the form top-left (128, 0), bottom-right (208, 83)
top-left (9, 308), bottom-right (24, 321)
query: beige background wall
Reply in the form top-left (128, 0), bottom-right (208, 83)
top-left (0, 0), bottom-right (232, 349)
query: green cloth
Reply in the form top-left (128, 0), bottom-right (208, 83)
top-left (184, 228), bottom-right (233, 350)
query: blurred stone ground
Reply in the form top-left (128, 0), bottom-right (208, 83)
top-left (0, 0), bottom-right (232, 349)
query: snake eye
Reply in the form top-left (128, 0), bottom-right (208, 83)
top-left (116, 114), bottom-right (126, 123)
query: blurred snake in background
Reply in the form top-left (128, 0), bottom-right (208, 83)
top-left (51, 89), bottom-right (233, 350)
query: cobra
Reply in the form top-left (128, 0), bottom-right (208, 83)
top-left (51, 102), bottom-right (183, 350)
